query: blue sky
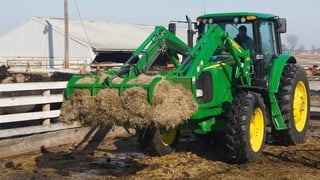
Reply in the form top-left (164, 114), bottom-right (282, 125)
top-left (1, 0), bottom-right (319, 49)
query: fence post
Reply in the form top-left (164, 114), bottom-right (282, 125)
top-left (42, 90), bottom-right (51, 126)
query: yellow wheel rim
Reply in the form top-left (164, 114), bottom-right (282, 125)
top-left (250, 107), bottom-right (264, 152)
top-left (160, 129), bottom-right (177, 146)
top-left (293, 81), bottom-right (308, 132)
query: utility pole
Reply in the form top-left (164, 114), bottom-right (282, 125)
top-left (64, 0), bottom-right (70, 68)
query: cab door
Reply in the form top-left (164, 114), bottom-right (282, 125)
top-left (253, 20), bottom-right (279, 87)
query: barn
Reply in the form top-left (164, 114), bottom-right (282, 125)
top-left (0, 17), bottom-right (188, 70)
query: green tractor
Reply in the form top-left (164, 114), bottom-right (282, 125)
top-left (65, 12), bottom-right (310, 163)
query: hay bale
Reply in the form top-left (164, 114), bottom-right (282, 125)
top-left (119, 80), bottom-right (198, 129)
top-left (151, 80), bottom-right (198, 129)
top-left (75, 72), bottom-right (113, 84)
top-left (59, 89), bottom-right (93, 124)
top-left (121, 87), bottom-right (153, 127)
top-left (95, 88), bottom-right (124, 125)
top-left (97, 72), bottom-right (110, 84)
top-left (128, 74), bottom-right (160, 84)
top-left (59, 75), bottom-right (198, 129)
top-left (75, 77), bottom-right (96, 84)
top-left (112, 77), bottom-right (123, 84)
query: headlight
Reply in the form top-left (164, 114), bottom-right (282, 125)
top-left (202, 18), bottom-right (208, 24)
top-left (233, 17), bottom-right (239, 23)
top-left (196, 89), bottom-right (203, 97)
top-left (208, 18), bottom-right (214, 24)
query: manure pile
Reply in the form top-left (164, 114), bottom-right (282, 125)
top-left (59, 75), bottom-right (198, 129)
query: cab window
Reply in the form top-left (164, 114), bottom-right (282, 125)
top-left (259, 21), bottom-right (277, 60)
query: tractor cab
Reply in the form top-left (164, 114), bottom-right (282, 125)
top-left (196, 12), bottom-right (287, 88)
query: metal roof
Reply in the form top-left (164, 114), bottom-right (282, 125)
top-left (33, 17), bottom-right (189, 52)
top-left (198, 12), bottom-right (277, 20)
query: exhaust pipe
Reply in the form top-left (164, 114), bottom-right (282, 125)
top-left (168, 23), bottom-right (176, 35)
top-left (186, 15), bottom-right (194, 47)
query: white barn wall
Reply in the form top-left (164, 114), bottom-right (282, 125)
top-left (0, 18), bottom-right (93, 68)
top-left (0, 17), bottom-right (191, 69)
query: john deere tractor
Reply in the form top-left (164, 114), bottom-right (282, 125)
top-left (65, 12), bottom-right (310, 163)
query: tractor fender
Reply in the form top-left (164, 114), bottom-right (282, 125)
top-left (269, 54), bottom-right (296, 93)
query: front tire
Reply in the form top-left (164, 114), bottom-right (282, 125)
top-left (226, 91), bottom-right (267, 163)
top-left (276, 64), bottom-right (310, 145)
top-left (137, 127), bottom-right (179, 156)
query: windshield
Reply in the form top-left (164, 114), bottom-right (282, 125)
top-left (207, 22), bottom-right (254, 40)
top-left (202, 22), bottom-right (254, 43)
top-left (202, 21), bottom-right (255, 57)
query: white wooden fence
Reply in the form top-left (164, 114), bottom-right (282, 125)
top-left (0, 81), bottom-right (319, 140)
top-left (0, 81), bottom-right (81, 138)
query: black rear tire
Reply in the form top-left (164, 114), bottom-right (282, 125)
top-left (275, 64), bottom-right (310, 145)
top-left (226, 91), bottom-right (267, 163)
top-left (137, 127), bottom-right (179, 156)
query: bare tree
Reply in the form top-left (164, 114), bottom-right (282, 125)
top-left (311, 45), bottom-right (316, 54)
top-left (281, 43), bottom-right (289, 53)
top-left (286, 34), bottom-right (299, 54)
top-left (297, 45), bottom-right (305, 54)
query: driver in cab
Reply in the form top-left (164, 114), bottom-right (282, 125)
top-left (234, 25), bottom-right (254, 55)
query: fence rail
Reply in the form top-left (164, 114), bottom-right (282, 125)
top-left (6, 58), bottom-right (89, 69)
top-left (0, 81), bottom-right (68, 92)
top-left (0, 81), bottom-right (82, 138)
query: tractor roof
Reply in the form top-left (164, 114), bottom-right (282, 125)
top-left (198, 12), bottom-right (278, 20)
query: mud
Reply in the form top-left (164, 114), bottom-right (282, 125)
top-left (0, 119), bottom-right (319, 179)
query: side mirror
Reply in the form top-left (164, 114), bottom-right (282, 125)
top-left (168, 23), bottom-right (176, 34)
top-left (277, 18), bottom-right (286, 33)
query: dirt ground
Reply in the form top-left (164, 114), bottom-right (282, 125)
top-left (0, 116), bottom-right (319, 179)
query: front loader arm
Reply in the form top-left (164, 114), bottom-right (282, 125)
top-left (176, 24), bottom-right (251, 85)
top-left (114, 26), bottom-right (191, 80)
top-left (66, 26), bottom-right (191, 98)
